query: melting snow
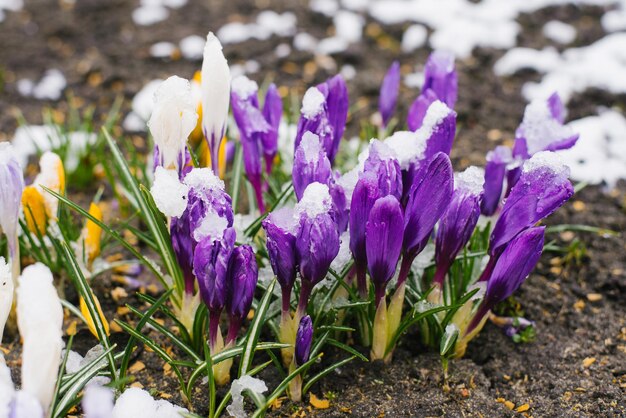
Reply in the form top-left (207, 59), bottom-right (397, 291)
top-left (217, 11), bottom-right (297, 44)
top-left (151, 167), bottom-right (189, 218)
top-left (0, 0), bottom-right (22, 22)
top-left (295, 182), bottom-right (333, 218)
top-left (150, 42), bottom-right (176, 58)
top-left (542, 20), bottom-right (577, 44)
top-left (301, 87), bottom-right (326, 119)
top-left (17, 69), bottom-right (66, 101)
top-left (226, 376), bottom-right (268, 418)
top-left (455, 166), bottom-right (485, 194)
top-left (180, 35), bottom-right (205, 60)
top-left (401, 24), bottom-right (428, 53)
top-left (559, 109), bottom-right (626, 187)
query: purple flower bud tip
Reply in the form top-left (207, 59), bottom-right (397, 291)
top-left (262, 207), bottom-right (299, 293)
top-left (226, 244), bottom-right (258, 320)
top-left (490, 151), bottom-right (573, 255)
top-left (379, 61), bottom-right (401, 128)
top-left (423, 50), bottom-right (458, 108)
top-left (295, 315), bottom-right (313, 366)
top-left (0, 143), bottom-right (25, 259)
top-left (481, 146), bottom-right (512, 216)
top-left (434, 166), bottom-right (483, 284)
top-left (296, 183), bottom-right (340, 287)
top-left (292, 131), bottom-right (332, 201)
top-left (366, 195), bottom-right (404, 302)
top-left (193, 227), bottom-right (236, 313)
top-left (485, 226), bottom-right (545, 308)
top-left (403, 152), bottom-right (454, 259)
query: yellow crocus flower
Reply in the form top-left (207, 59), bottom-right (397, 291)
top-left (21, 186), bottom-right (48, 236)
top-left (79, 292), bottom-right (110, 339)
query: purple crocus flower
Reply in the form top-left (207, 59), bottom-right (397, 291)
top-left (262, 207), bottom-right (299, 314)
top-left (329, 175), bottom-right (349, 233)
top-left (364, 140), bottom-right (403, 200)
top-left (170, 215), bottom-right (196, 294)
top-left (295, 315), bottom-right (313, 366)
top-left (0, 143), bottom-right (24, 262)
top-left (421, 101), bottom-right (457, 162)
top-left (225, 244), bottom-right (258, 343)
top-left (295, 183), bottom-right (340, 313)
top-left (349, 172), bottom-right (381, 296)
top-left (193, 227), bottom-right (236, 346)
top-left (481, 146), bottom-right (512, 216)
top-left (514, 93), bottom-right (578, 159)
top-left (433, 167), bottom-right (484, 287)
top-left (292, 131), bottom-right (333, 201)
top-left (467, 226), bottom-right (545, 335)
top-left (379, 61), bottom-right (401, 129)
top-left (365, 195), bottom-right (404, 305)
top-left (399, 152), bottom-right (454, 285)
top-left (422, 50), bottom-right (457, 108)
top-left (318, 75), bottom-right (349, 163)
top-left (231, 76), bottom-right (272, 212)
top-left (261, 83), bottom-right (283, 174)
top-left (480, 152), bottom-right (573, 281)
top-left (407, 89), bottom-right (437, 131)
top-left (295, 76), bottom-right (349, 164)
top-left (407, 51), bottom-right (457, 130)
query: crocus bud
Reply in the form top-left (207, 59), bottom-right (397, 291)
top-left (378, 61), bottom-right (401, 128)
top-left (261, 83), bottom-right (283, 174)
top-left (295, 183), bottom-right (340, 311)
top-left (489, 152), bottom-right (573, 256)
top-left (365, 196), bottom-right (404, 305)
top-left (399, 152), bottom-right (453, 285)
top-left (363, 140), bottom-right (403, 200)
top-left (423, 50), bottom-right (458, 108)
top-left (82, 203), bottom-right (104, 267)
top-left (514, 93), bottom-right (578, 158)
top-left (201, 32), bottom-right (231, 173)
top-left (420, 101), bottom-right (457, 162)
top-left (294, 315), bottom-right (313, 366)
top-left (329, 176), bottom-right (349, 233)
top-left (481, 146), bottom-right (512, 216)
top-left (433, 167), bottom-right (483, 286)
top-left (262, 207), bottom-right (299, 311)
top-left (468, 227), bottom-right (545, 335)
top-left (295, 87), bottom-right (332, 159)
top-left (292, 131), bottom-right (332, 201)
top-left (193, 227), bottom-right (236, 315)
top-left (349, 172), bottom-right (380, 295)
top-left (231, 76), bottom-right (271, 213)
top-left (0, 257), bottom-right (12, 341)
top-left (226, 245), bottom-right (258, 321)
top-left (147, 76), bottom-right (198, 173)
top-left (407, 89), bottom-right (437, 131)
top-left (319, 75), bottom-right (349, 163)
top-left (22, 185), bottom-right (47, 236)
top-left (17, 263), bottom-right (63, 413)
top-left (480, 152), bottom-right (572, 283)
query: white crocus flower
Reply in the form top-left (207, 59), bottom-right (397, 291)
top-left (0, 258), bottom-right (12, 342)
top-left (17, 263), bottom-right (63, 413)
top-left (201, 32), bottom-right (231, 171)
top-left (0, 143), bottom-right (24, 278)
top-left (147, 75), bottom-right (198, 171)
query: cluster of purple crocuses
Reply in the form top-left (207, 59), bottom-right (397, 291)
top-left (148, 41), bottom-right (578, 394)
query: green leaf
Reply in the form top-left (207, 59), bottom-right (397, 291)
top-left (302, 355), bottom-right (358, 395)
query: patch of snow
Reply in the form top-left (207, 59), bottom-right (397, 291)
top-left (226, 376), bottom-right (268, 418)
top-left (602, 5), bottom-right (626, 32)
top-left (217, 11), bottom-right (297, 45)
top-left (310, 0), bottom-right (339, 16)
top-left (151, 167), bottom-right (189, 217)
top-left (494, 47), bottom-right (561, 77)
top-left (542, 20), bottom-right (576, 44)
top-left (334, 10), bottom-right (364, 43)
top-left (401, 24), bottom-right (428, 53)
top-left (316, 36), bottom-right (349, 55)
top-left (340, 64), bottom-right (356, 80)
top-left (150, 42), bottom-right (176, 58)
top-left (17, 69), bottom-right (66, 101)
top-left (331, 230), bottom-right (352, 273)
top-left (183, 167), bottom-right (225, 191)
top-left (301, 87), bottom-right (326, 118)
top-left (0, 0), bottom-right (23, 22)
top-left (231, 75), bottom-right (258, 99)
top-left (518, 99), bottom-right (576, 155)
top-left (132, 5), bottom-right (169, 26)
top-left (112, 387), bottom-right (187, 418)
top-left (293, 33), bottom-right (318, 52)
top-left (522, 150), bottom-right (570, 181)
top-left (455, 166), bottom-right (484, 194)
top-left (558, 109), bottom-right (626, 187)
top-left (180, 35), bottom-right (205, 60)
top-left (295, 182), bottom-right (333, 219)
top-left (278, 121), bottom-right (297, 173)
top-left (124, 79), bottom-right (163, 132)
top-left (404, 70), bottom-right (424, 89)
top-left (299, 131), bottom-right (323, 162)
top-left (275, 43), bottom-right (292, 58)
